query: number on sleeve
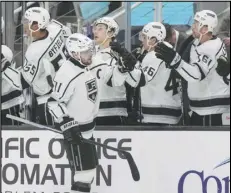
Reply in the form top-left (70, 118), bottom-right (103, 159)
top-left (165, 71), bottom-right (179, 96)
top-left (23, 59), bottom-right (36, 76)
top-left (202, 55), bottom-right (212, 66)
top-left (147, 67), bottom-right (155, 76)
top-left (53, 80), bottom-right (63, 93)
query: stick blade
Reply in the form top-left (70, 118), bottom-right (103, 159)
top-left (123, 152), bottom-right (140, 181)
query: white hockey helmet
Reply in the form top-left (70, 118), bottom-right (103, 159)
top-left (1, 16), bottom-right (4, 33)
top-left (23, 7), bottom-right (50, 31)
top-left (194, 10), bottom-right (218, 33)
top-left (141, 22), bottom-right (166, 42)
top-left (66, 33), bottom-right (95, 58)
top-left (93, 17), bottom-right (119, 37)
top-left (1, 45), bottom-right (13, 63)
top-left (1, 45), bottom-right (14, 71)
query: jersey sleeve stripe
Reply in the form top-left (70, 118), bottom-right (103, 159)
top-left (215, 42), bottom-right (225, 57)
top-left (192, 62), bottom-right (206, 80)
top-left (32, 29), bottom-right (63, 83)
top-left (182, 67), bottom-right (200, 80)
top-left (8, 66), bottom-right (19, 74)
top-left (128, 72), bottom-right (137, 82)
top-left (59, 72), bottom-right (84, 100)
top-left (3, 72), bottom-right (20, 88)
top-left (49, 109), bottom-right (58, 119)
top-left (58, 104), bottom-right (65, 114)
top-left (90, 63), bottom-right (108, 70)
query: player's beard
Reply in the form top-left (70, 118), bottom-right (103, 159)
top-left (81, 57), bottom-right (92, 66)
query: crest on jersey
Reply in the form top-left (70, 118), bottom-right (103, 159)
top-left (85, 78), bottom-right (98, 103)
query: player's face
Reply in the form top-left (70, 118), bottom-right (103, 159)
top-left (79, 49), bottom-right (95, 66)
top-left (93, 24), bottom-right (108, 45)
top-left (139, 33), bottom-right (157, 51)
top-left (22, 19), bottom-right (38, 37)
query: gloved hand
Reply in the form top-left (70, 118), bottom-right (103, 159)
top-left (110, 42), bottom-right (137, 72)
top-left (110, 41), bottom-right (125, 55)
top-left (56, 117), bottom-right (82, 145)
top-left (216, 55), bottom-right (230, 77)
top-left (132, 47), bottom-right (148, 63)
top-left (155, 42), bottom-right (182, 69)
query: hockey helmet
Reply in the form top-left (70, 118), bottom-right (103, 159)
top-left (66, 33), bottom-right (95, 58)
top-left (93, 17), bottom-right (119, 37)
top-left (1, 45), bottom-right (13, 63)
top-left (140, 22), bottom-right (166, 42)
top-left (23, 7), bottom-right (50, 31)
top-left (194, 10), bottom-right (218, 33)
top-left (1, 45), bottom-right (14, 71)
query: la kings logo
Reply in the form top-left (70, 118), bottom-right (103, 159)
top-left (85, 78), bottom-right (98, 103)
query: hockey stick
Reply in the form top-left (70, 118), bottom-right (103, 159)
top-left (6, 114), bottom-right (140, 182)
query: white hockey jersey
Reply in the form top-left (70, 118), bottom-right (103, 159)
top-left (90, 47), bottom-right (128, 117)
top-left (48, 57), bottom-right (123, 137)
top-left (2, 66), bottom-right (25, 110)
top-left (22, 20), bottom-right (69, 105)
top-left (176, 36), bottom-right (230, 115)
top-left (125, 48), bottom-right (182, 124)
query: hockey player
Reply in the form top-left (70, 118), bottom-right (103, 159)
top-left (119, 22), bottom-right (182, 125)
top-left (1, 16), bottom-right (24, 125)
top-left (21, 7), bottom-right (71, 125)
top-left (47, 33), bottom-right (133, 193)
top-left (155, 10), bottom-right (230, 126)
top-left (91, 17), bottom-right (137, 125)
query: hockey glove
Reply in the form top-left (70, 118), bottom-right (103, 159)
top-left (56, 117), bottom-right (82, 145)
top-left (216, 55), bottom-right (230, 77)
top-left (155, 42), bottom-right (182, 69)
top-left (110, 42), bottom-right (137, 72)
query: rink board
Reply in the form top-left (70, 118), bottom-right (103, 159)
top-left (1, 126), bottom-right (230, 193)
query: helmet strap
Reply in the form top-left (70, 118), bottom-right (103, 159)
top-left (98, 28), bottom-right (114, 50)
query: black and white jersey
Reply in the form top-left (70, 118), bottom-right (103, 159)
top-left (124, 44), bottom-right (182, 124)
top-left (176, 37), bottom-right (230, 115)
top-left (90, 47), bottom-right (128, 118)
top-left (2, 66), bottom-right (24, 110)
top-left (22, 20), bottom-right (68, 105)
top-left (47, 57), bottom-right (123, 135)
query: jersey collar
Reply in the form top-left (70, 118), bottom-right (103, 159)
top-left (69, 57), bottom-right (85, 69)
top-left (33, 30), bottom-right (49, 43)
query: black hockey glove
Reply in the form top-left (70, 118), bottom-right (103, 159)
top-left (216, 55), bottom-right (230, 77)
top-left (56, 117), bottom-right (82, 145)
top-left (155, 42), bottom-right (182, 69)
top-left (110, 42), bottom-right (137, 72)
